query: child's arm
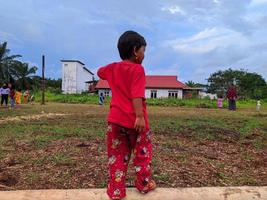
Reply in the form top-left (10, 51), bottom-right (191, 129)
top-left (97, 66), bottom-right (108, 80)
top-left (133, 98), bottom-right (145, 133)
top-left (131, 66), bottom-right (146, 133)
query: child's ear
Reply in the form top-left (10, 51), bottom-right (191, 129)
top-left (133, 46), bottom-right (138, 57)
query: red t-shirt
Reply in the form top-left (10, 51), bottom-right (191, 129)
top-left (97, 61), bottom-right (149, 130)
top-left (227, 87), bottom-right (237, 100)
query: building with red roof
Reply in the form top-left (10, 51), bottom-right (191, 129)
top-left (96, 75), bottom-right (203, 99)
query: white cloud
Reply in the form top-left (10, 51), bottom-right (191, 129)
top-left (167, 27), bottom-right (249, 54)
top-left (161, 5), bottom-right (186, 15)
top-left (147, 64), bottom-right (180, 76)
top-left (0, 0), bottom-right (267, 82)
top-left (250, 0), bottom-right (267, 6)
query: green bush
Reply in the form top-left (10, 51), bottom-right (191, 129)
top-left (34, 91), bottom-right (102, 104)
top-left (33, 90), bottom-right (266, 109)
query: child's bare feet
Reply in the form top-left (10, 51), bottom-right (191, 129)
top-left (139, 180), bottom-right (156, 194)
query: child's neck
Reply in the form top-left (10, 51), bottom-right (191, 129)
top-left (123, 59), bottom-right (138, 64)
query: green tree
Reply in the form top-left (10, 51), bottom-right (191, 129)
top-left (12, 61), bottom-right (38, 90)
top-left (0, 42), bottom-right (21, 84)
top-left (46, 78), bottom-right (62, 89)
top-left (31, 76), bottom-right (62, 91)
top-left (207, 68), bottom-right (267, 99)
top-left (238, 72), bottom-right (266, 99)
top-left (185, 80), bottom-right (196, 87)
top-left (185, 80), bottom-right (207, 88)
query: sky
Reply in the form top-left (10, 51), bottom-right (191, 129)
top-left (1, 0), bottom-right (267, 84)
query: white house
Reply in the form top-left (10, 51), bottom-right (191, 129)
top-left (95, 75), bottom-right (203, 99)
top-left (61, 60), bottom-right (94, 94)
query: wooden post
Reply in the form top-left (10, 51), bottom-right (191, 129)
top-left (41, 55), bottom-right (45, 105)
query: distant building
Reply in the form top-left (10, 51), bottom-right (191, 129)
top-left (61, 60), bottom-right (94, 94)
top-left (96, 75), bottom-right (204, 99)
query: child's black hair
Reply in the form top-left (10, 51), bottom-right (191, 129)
top-left (117, 30), bottom-right (146, 60)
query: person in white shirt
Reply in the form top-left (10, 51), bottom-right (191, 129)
top-left (1, 84), bottom-right (10, 106)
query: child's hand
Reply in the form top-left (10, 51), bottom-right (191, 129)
top-left (134, 116), bottom-right (146, 133)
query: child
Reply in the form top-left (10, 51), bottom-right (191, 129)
top-left (10, 86), bottom-right (16, 109)
top-left (99, 93), bottom-right (105, 105)
top-left (15, 89), bottom-right (22, 105)
top-left (23, 89), bottom-right (30, 104)
top-left (30, 94), bottom-right (35, 104)
top-left (217, 96), bottom-right (223, 109)
top-left (256, 100), bottom-right (261, 112)
top-left (97, 31), bottom-right (156, 200)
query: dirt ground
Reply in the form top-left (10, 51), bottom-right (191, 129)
top-left (0, 103), bottom-right (266, 190)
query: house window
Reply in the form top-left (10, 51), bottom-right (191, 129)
top-left (150, 90), bottom-right (157, 99)
top-left (168, 91), bottom-right (178, 98)
top-left (104, 91), bottom-right (110, 97)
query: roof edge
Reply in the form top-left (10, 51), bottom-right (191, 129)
top-left (61, 60), bottom-right (85, 65)
top-left (83, 67), bottom-right (94, 75)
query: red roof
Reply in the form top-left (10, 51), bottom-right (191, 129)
top-left (96, 79), bottom-right (110, 89)
top-left (96, 75), bottom-right (186, 89)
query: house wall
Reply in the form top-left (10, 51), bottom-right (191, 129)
top-left (62, 62), bottom-right (77, 94)
top-left (145, 89), bottom-right (183, 99)
top-left (98, 89), bottom-right (112, 97)
top-left (98, 88), bottom-right (183, 99)
top-left (62, 61), bottom-right (93, 94)
top-left (76, 65), bottom-right (93, 93)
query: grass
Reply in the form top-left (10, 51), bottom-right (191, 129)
top-left (33, 91), bottom-right (267, 109)
top-left (0, 103), bottom-right (266, 189)
top-left (162, 139), bottom-right (183, 149)
top-left (233, 175), bottom-right (258, 185)
top-left (154, 173), bottom-right (171, 183)
top-left (178, 153), bottom-right (189, 165)
top-left (34, 91), bottom-right (99, 104)
top-left (55, 171), bottom-right (72, 186)
top-left (32, 134), bottom-right (66, 149)
top-left (26, 172), bottom-right (41, 184)
top-left (0, 149), bottom-right (5, 160)
top-left (49, 153), bottom-right (75, 166)
top-left (32, 153), bottom-right (74, 166)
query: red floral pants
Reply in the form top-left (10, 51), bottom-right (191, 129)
top-left (106, 123), bottom-right (153, 199)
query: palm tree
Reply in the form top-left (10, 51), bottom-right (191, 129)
top-left (185, 80), bottom-right (196, 87)
top-left (12, 61), bottom-right (38, 90)
top-left (0, 42), bottom-right (21, 84)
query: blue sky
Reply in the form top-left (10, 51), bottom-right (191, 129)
top-left (1, 0), bottom-right (267, 83)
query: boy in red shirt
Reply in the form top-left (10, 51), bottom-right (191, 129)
top-left (97, 31), bottom-right (156, 200)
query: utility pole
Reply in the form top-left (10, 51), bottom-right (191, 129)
top-left (41, 55), bottom-right (45, 105)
